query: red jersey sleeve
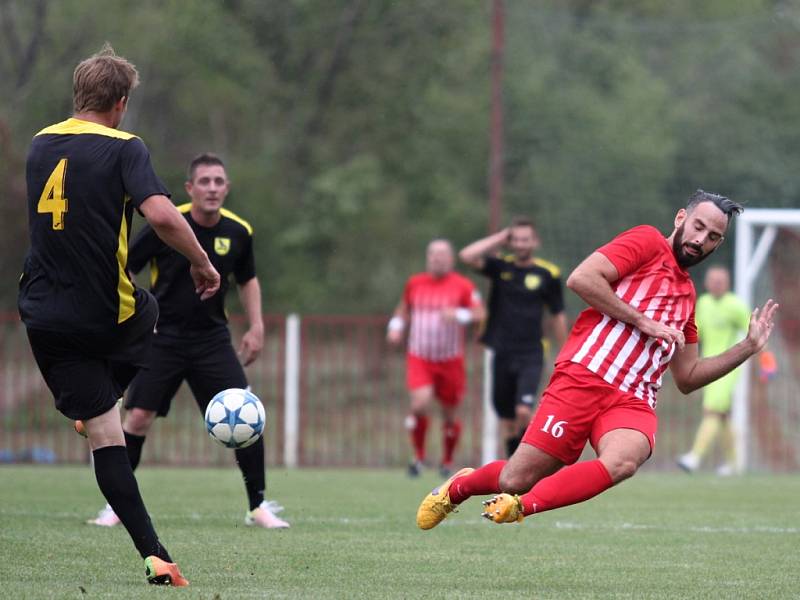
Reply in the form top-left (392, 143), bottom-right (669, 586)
top-left (596, 225), bottom-right (664, 280)
top-left (683, 308), bottom-right (698, 344)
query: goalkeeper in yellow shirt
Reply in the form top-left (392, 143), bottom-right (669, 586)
top-left (678, 266), bottom-right (750, 475)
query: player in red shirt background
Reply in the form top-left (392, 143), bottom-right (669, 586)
top-left (387, 239), bottom-right (484, 477)
top-left (417, 191), bottom-right (779, 528)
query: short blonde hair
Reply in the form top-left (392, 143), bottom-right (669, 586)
top-left (73, 42), bottom-right (139, 113)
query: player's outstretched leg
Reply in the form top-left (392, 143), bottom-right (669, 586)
top-left (416, 460), bottom-right (507, 529)
top-left (88, 431), bottom-right (147, 526)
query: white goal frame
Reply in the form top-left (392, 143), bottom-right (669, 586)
top-left (733, 208), bottom-right (800, 471)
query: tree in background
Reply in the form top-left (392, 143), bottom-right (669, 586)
top-left (3, 0), bottom-right (800, 314)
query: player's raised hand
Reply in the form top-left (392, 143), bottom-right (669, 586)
top-left (746, 299), bottom-right (779, 353)
top-left (638, 318), bottom-right (685, 350)
top-left (191, 262), bottom-right (221, 300)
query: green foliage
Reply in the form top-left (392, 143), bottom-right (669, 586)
top-left (3, 0), bottom-right (800, 313)
top-left (2, 466), bottom-right (800, 598)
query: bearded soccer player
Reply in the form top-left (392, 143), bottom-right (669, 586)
top-left (416, 191), bottom-right (778, 529)
top-left (86, 153), bottom-right (289, 530)
top-left (19, 45), bottom-right (220, 585)
top-left (387, 239), bottom-right (484, 477)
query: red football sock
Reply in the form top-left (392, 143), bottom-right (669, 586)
top-left (442, 420), bottom-right (462, 466)
top-left (408, 414), bottom-right (429, 462)
top-left (519, 459), bottom-right (612, 516)
top-left (448, 460), bottom-right (506, 505)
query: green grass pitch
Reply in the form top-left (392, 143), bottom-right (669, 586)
top-left (1, 465), bottom-right (799, 599)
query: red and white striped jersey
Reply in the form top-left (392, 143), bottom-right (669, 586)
top-left (556, 225), bottom-right (698, 408)
top-left (404, 272), bottom-right (481, 361)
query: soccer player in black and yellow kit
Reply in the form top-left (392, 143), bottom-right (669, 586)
top-left (18, 44), bottom-right (220, 586)
top-left (460, 217), bottom-right (568, 457)
top-left (87, 153), bottom-right (289, 529)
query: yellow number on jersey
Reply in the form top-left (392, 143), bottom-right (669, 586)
top-left (37, 158), bottom-right (69, 230)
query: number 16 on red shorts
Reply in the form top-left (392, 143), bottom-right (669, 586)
top-left (521, 361), bottom-right (658, 465)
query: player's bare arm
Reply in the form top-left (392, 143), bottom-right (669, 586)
top-left (387, 300), bottom-right (409, 346)
top-left (237, 276), bottom-right (264, 366)
top-left (551, 312), bottom-right (568, 350)
top-left (670, 299), bottom-right (779, 394)
top-left (567, 252), bottom-right (685, 349)
top-left (139, 194), bottom-right (220, 300)
top-left (459, 228), bottom-right (509, 270)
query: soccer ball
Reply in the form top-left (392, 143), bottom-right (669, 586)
top-left (204, 388), bottom-right (265, 449)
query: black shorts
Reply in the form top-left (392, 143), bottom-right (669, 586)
top-left (491, 350), bottom-right (544, 420)
top-left (26, 290), bottom-right (158, 421)
top-left (124, 327), bottom-right (247, 417)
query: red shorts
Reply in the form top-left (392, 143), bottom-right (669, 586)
top-left (406, 354), bottom-right (465, 407)
top-left (521, 361), bottom-right (657, 465)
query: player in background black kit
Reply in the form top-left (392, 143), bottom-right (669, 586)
top-left (19, 44), bottom-right (220, 587)
top-left (87, 153), bottom-right (289, 530)
top-left (460, 216), bottom-right (568, 457)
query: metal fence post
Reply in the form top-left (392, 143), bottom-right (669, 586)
top-left (283, 313), bottom-right (301, 468)
top-left (481, 348), bottom-right (498, 465)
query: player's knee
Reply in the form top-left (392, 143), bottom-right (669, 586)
top-left (123, 409), bottom-right (156, 436)
top-left (603, 457), bottom-right (640, 483)
top-left (498, 468), bottom-right (534, 495)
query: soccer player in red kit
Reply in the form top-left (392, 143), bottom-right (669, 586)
top-left (387, 239), bottom-right (484, 477)
top-left (417, 191), bottom-right (779, 528)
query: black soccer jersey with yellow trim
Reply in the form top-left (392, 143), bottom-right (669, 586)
top-left (128, 204), bottom-right (256, 336)
top-left (18, 118), bottom-right (170, 333)
top-left (479, 254), bottom-right (565, 353)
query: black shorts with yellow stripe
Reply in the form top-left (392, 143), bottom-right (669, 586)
top-left (26, 289), bottom-right (158, 421)
top-left (124, 327), bottom-right (247, 417)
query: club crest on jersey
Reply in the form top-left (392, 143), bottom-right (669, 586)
top-left (500, 272), bottom-right (513, 281)
top-left (524, 274), bottom-right (541, 290)
top-left (214, 237), bottom-right (231, 256)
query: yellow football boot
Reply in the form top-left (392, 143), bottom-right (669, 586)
top-left (481, 493), bottom-right (524, 524)
top-left (415, 467), bottom-right (474, 530)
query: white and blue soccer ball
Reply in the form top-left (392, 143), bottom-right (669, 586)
top-left (204, 388), bottom-right (265, 449)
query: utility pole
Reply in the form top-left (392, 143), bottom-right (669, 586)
top-left (488, 0), bottom-right (505, 233)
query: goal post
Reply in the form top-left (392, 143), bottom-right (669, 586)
top-left (733, 208), bottom-right (800, 472)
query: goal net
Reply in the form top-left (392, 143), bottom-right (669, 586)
top-left (734, 209), bottom-right (800, 472)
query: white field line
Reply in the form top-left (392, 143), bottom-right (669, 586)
top-left (2, 507), bottom-right (798, 535)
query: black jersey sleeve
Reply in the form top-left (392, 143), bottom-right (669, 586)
top-left (544, 273), bottom-right (566, 314)
top-left (233, 232), bottom-right (256, 285)
top-left (479, 255), bottom-right (504, 279)
top-left (128, 224), bottom-right (164, 274)
top-left (120, 138), bottom-right (170, 208)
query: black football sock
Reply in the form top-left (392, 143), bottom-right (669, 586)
top-left (123, 431), bottom-right (146, 471)
top-left (92, 445), bottom-right (171, 562)
top-left (235, 437), bottom-right (266, 511)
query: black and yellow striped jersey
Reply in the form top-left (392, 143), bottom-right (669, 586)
top-left (128, 204), bottom-right (256, 336)
top-left (18, 118), bottom-right (170, 333)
